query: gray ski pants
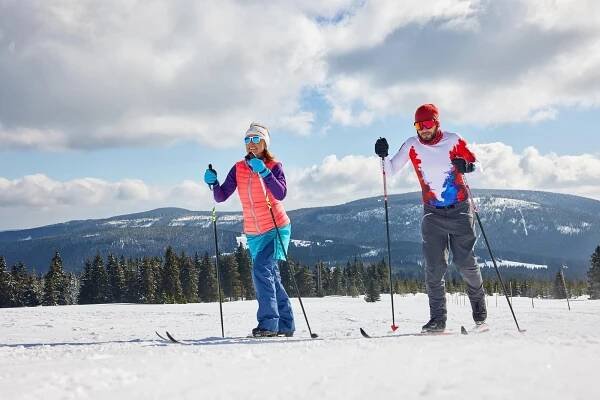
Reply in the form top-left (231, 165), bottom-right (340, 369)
top-left (421, 200), bottom-right (485, 321)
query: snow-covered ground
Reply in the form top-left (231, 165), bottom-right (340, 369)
top-left (2, 294), bottom-right (599, 400)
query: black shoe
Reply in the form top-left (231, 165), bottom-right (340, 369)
top-left (421, 318), bottom-right (446, 333)
top-left (471, 297), bottom-right (487, 324)
top-left (277, 331), bottom-right (294, 337)
top-left (251, 327), bottom-right (277, 337)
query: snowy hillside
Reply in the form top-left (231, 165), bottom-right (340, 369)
top-left (1, 190), bottom-right (599, 278)
top-left (1, 295), bottom-right (599, 399)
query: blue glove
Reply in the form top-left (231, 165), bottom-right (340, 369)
top-left (204, 168), bottom-right (218, 186)
top-left (248, 158), bottom-right (271, 178)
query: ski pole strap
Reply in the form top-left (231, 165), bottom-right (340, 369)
top-left (462, 174), bottom-right (479, 213)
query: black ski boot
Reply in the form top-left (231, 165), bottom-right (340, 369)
top-left (252, 327), bottom-right (278, 337)
top-left (471, 297), bottom-right (487, 325)
top-left (421, 318), bottom-right (446, 333)
top-left (277, 331), bottom-right (294, 337)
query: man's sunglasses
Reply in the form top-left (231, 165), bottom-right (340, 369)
top-left (244, 136), bottom-right (262, 145)
top-left (414, 120), bottom-right (437, 131)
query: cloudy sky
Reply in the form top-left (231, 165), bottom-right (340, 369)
top-left (1, 0), bottom-right (600, 230)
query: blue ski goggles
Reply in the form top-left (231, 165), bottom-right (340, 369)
top-left (244, 136), bottom-right (262, 145)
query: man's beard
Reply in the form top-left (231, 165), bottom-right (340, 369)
top-left (419, 127), bottom-right (438, 142)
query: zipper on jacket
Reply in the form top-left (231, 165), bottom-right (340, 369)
top-left (247, 171), bottom-right (260, 233)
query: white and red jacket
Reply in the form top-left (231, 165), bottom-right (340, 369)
top-left (385, 130), bottom-right (478, 207)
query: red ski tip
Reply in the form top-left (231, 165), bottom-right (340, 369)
top-left (391, 324), bottom-right (399, 332)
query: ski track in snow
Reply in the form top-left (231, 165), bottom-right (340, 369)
top-left (1, 295), bottom-right (599, 400)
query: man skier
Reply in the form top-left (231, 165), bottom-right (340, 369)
top-left (374, 103), bottom-right (487, 333)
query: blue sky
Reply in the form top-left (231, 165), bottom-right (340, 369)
top-left (1, 0), bottom-right (600, 230)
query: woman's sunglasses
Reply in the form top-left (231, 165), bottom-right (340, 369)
top-left (244, 136), bottom-right (262, 145)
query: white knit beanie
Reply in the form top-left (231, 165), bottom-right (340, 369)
top-left (245, 122), bottom-right (270, 148)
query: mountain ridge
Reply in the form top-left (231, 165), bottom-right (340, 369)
top-left (1, 189), bottom-right (598, 279)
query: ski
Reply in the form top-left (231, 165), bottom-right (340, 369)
top-left (165, 331), bottom-right (184, 344)
top-left (360, 326), bottom-right (469, 338)
top-left (155, 330), bottom-right (187, 344)
top-left (463, 322), bottom-right (490, 335)
top-left (154, 332), bottom-right (311, 345)
top-left (246, 333), bottom-right (294, 339)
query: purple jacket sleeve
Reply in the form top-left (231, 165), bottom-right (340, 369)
top-left (263, 162), bottom-right (287, 201)
top-left (213, 165), bottom-right (237, 202)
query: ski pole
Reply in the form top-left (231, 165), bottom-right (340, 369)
top-left (380, 155), bottom-right (398, 331)
top-left (208, 164), bottom-right (225, 337)
top-left (463, 174), bottom-right (525, 333)
top-left (560, 267), bottom-right (571, 311)
top-left (250, 155), bottom-right (318, 338)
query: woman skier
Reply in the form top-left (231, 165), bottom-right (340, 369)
top-left (203, 122), bottom-right (295, 337)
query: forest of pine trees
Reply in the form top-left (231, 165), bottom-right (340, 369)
top-left (0, 244), bottom-right (597, 308)
top-left (588, 246), bottom-right (600, 299)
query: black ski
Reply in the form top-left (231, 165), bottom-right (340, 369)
top-left (155, 330), bottom-right (187, 344)
top-left (165, 331), bottom-right (184, 344)
top-left (154, 332), bottom-right (309, 345)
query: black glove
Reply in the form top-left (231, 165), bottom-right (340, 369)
top-left (452, 158), bottom-right (475, 173)
top-left (375, 137), bottom-right (389, 158)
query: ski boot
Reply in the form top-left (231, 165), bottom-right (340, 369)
top-left (251, 327), bottom-right (278, 338)
top-left (421, 318), bottom-right (446, 333)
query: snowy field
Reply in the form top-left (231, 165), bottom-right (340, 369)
top-left (1, 294), bottom-right (599, 400)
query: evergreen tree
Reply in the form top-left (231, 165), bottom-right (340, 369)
top-left (78, 260), bottom-right (94, 304)
top-left (138, 257), bottom-right (158, 303)
top-left (0, 256), bottom-right (14, 307)
top-left (106, 254), bottom-right (125, 303)
top-left (364, 265), bottom-right (381, 302)
top-left (10, 262), bottom-right (29, 307)
top-left (90, 253), bottom-right (109, 303)
top-left (347, 276), bottom-right (359, 297)
top-left (43, 251), bottom-right (68, 306)
top-left (161, 247), bottom-right (183, 303)
top-left (180, 253), bottom-right (198, 303)
top-left (221, 255), bottom-right (243, 300)
top-left (330, 266), bottom-right (343, 295)
top-left (235, 244), bottom-right (254, 300)
top-left (123, 257), bottom-right (139, 303)
top-left (588, 246), bottom-right (600, 300)
top-left (279, 260), bottom-right (295, 294)
top-left (483, 280), bottom-right (494, 296)
top-left (314, 262), bottom-right (329, 297)
top-left (198, 252), bottom-right (218, 302)
top-left (63, 272), bottom-right (79, 305)
top-left (295, 264), bottom-right (316, 297)
top-left (552, 271), bottom-right (567, 299)
top-left (24, 272), bottom-right (44, 307)
top-left (376, 259), bottom-right (390, 293)
top-left (318, 263), bottom-right (332, 296)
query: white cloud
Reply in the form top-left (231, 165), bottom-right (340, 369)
top-left (3, 1), bottom-right (600, 151)
top-left (284, 143), bottom-right (600, 209)
top-left (0, 174), bottom-right (221, 229)
top-left (322, 0), bottom-right (480, 53)
top-left (1, 141), bottom-right (599, 230)
top-left (323, 1), bottom-right (600, 126)
top-left (0, 0), bottom-right (327, 150)
top-left (471, 143), bottom-right (600, 190)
